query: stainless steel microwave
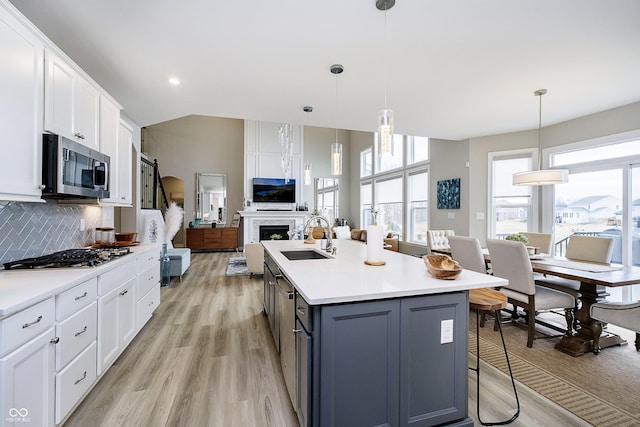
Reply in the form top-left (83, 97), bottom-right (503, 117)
top-left (42, 134), bottom-right (110, 199)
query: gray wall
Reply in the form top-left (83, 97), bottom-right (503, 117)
top-left (144, 115), bottom-right (245, 228)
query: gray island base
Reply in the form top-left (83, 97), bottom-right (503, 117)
top-left (261, 239), bottom-right (507, 427)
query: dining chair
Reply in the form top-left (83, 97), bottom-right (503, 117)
top-left (244, 242), bottom-right (264, 278)
top-left (448, 236), bottom-right (487, 274)
top-left (427, 230), bottom-right (455, 254)
top-left (520, 232), bottom-right (553, 255)
top-left (537, 235), bottom-right (614, 295)
top-left (590, 301), bottom-right (640, 354)
top-left (487, 239), bottom-right (576, 348)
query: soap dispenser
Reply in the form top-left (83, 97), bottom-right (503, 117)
top-left (321, 232), bottom-right (328, 250)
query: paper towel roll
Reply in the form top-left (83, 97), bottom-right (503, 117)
top-left (366, 225), bottom-right (384, 263)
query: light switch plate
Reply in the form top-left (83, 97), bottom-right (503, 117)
top-left (476, 212), bottom-right (485, 220)
top-left (441, 319), bottom-right (454, 344)
top-left (448, 212), bottom-right (455, 219)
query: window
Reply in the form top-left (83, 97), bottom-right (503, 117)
top-left (375, 134), bottom-right (403, 172)
top-left (360, 148), bottom-right (372, 178)
top-left (489, 153), bottom-right (534, 238)
top-left (315, 178), bottom-right (339, 220)
top-left (360, 133), bottom-right (429, 244)
top-left (361, 182), bottom-right (372, 227)
top-left (547, 135), bottom-right (640, 301)
top-left (408, 136), bottom-right (429, 164)
top-left (375, 176), bottom-right (403, 236)
top-left (407, 169), bottom-right (428, 243)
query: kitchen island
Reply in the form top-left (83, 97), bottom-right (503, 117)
top-left (261, 239), bottom-right (507, 427)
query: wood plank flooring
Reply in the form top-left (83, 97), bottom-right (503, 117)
top-left (64, 252), bottom-right (589, 427)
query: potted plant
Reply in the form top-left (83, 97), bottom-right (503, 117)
top-left (505, 233), bottom-right (529, 244)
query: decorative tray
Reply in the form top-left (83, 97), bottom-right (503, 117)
top-left (423, 254), bottom-right (462, 280)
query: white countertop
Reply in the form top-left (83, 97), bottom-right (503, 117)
top-left (0, 244), bottom-right (161, 317)
top-left (262, 239), bottom-right (507, 305)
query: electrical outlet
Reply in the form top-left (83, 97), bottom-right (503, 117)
top-left (80, 219), bottom-right (85, 231)
top-left (441, 319), bottom-right (454, 344)
top-left (448, 212), bottom-right (455, 219)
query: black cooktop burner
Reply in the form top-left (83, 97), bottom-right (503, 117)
top-left (3, 247), bottom-right (132, 270)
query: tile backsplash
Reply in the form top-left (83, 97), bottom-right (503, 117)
top-left (0, 201), bottom-right (104, 265)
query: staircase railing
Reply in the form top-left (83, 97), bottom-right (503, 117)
top-left (140, 158), bottom-right (169, 210)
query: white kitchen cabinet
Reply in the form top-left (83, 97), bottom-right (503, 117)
top-left (54, 342), bottom-right (97, 424)
top-left (44, 50), bottom-right (99, 150)
top-left (99, 96), bottom-right (122, 205)
top-left (0, 328), bottom-right (55, 427)
top-left (117, 121), bottom-right (133, 205)
top-left (0, 4), bottom-right (44, 202)
top-left (97, 275), bottom-right (136, 375)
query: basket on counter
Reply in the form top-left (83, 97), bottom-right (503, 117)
top-left (423, 254), bottom-right (462, 280)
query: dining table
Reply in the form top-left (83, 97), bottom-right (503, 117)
top-left (528, 257), bottom-right (640, 356)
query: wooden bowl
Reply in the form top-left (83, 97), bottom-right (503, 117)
top-left (423, 254), bottom-right (462, 280)
top-left (115, 232), bottom-right (137, 242)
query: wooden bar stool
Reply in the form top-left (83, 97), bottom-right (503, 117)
top-left (469, 288), bottom-right (520, 425)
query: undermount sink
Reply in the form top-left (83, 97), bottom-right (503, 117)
top-left (281, 250), bottom-right (332, 260)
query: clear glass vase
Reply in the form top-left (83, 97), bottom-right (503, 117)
top-left (161, 243), bottom-right (171, 286)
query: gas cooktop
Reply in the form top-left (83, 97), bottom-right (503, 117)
top-left (3, 247), bottom-right (132, 270)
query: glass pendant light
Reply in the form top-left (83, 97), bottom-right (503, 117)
top-left (330, 64), bottom-right (343, 176)
top-left (513, 89), bottom-right (569, 186)
top-left (304, 162), bottom-right (312, 185)
top-left (377, 0), bottom-right (395, 158)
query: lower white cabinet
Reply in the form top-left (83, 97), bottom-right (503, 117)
top-left (97, 276), bottom-right (136, 375)
top-left (54, 342), bottom-right (97, 424)
top-left (1, 328), bottom-right (56, 427)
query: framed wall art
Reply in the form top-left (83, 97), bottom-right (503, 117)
top-left (437, 178), bottom-right (460, 209)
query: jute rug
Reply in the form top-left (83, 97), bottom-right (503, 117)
top-left (225, 257), bottom-right (250, 276)
top-left (470, 314), bottom-right (640, 427)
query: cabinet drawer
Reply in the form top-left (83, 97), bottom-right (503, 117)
top-left (138, 248), bottom-right (160, 272)
top-left (1, 298), bottom-right (55, 357)
top-left (55, 301), bottom-right (97, 370)
top-left (55, 341), bottom-right (97, 424)
top-left (295, 293), bottom-right (312, 332)
top-left (98, 259), bottom-right (137, 295)
top-left (56, 277), bottom-right (97, 320)
top-left (137, 264), bottom-right (159, 299)
top-left (136, 285), bottom-right (160, 332)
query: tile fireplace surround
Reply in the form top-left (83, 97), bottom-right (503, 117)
top-left (239, 210), bottom-right (310, 246)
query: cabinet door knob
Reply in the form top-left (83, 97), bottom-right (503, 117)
top-left (50, 337), bottom-right (60, 344)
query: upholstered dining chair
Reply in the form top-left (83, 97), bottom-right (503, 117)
top-left (448, 236), bottom-right (487, 274)
top-left (244, 242), bottom-right (264, 278)
top-left (536, 235), bottom-right (614, 296)
top-left (520, 232), bottom-right (553, 255)
top-left (487, 239), bottom-right (576, 348)
top-left (590, 301), bottom-right (640, 354)
top-left (427, 230), bottom-right (455, 254)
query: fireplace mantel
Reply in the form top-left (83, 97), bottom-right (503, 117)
top-left (239, 210), bottom-right (310, 246)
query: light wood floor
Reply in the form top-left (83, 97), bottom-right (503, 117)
top-left (64, 252), bottom-right (589, 427)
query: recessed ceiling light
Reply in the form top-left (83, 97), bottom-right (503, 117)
top-left (168, 77), bottom-right (180, 85)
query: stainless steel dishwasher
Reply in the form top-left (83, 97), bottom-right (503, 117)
top-left (275, 272), bottom-right (296, 407)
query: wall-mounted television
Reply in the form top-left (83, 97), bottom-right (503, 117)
top-left (252, 178), bottom-right (296, 203)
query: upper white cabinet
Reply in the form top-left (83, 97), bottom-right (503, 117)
top-left (0, 5), bottom-right (45, 202)
top-left (117, 121), bottom-right (133, 205)
top-left (99, 96), bottom-right (122, 205)
top-left (44, 50), bottom-right (100, 150)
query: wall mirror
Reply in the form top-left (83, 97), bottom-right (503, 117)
top-left (314, 177), bottom-right (339, 221)
top-left (196, 173), bottom-right (227, 225)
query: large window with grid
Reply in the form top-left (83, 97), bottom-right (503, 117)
top-left (360, 135), bottom-right (429, 242)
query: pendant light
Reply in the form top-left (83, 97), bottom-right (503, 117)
top-left (377, 0), bottom-right (395, 158)
top-left (512, 89), bottom-right (569, 186)
top-left (330, 64), bottom-right (343, 176)
top-left (279, 123), bottom-right (294, 183)
top-left (303, 106), bottom-right (313, 185)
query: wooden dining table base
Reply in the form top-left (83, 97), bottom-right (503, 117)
top-left (554, 281), bottom-right (627, 357)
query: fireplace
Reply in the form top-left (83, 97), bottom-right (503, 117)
top-left (259, 225), bottom-right (290, 241)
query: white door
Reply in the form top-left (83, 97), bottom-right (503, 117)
top-left (97, 287), bottom-right (120, 375)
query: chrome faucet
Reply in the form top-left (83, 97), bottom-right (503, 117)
top-left (305, 215), bottom-right (333, 252)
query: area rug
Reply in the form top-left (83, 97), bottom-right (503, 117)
top-left (225, 257), bottom-right (250, 276)
top-left (469, 318), bottom-right (640, 427)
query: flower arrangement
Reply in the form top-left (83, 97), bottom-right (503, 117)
top-left (505, 233), bottom-right (529, 244)
top-left (371, 207), bottom-right (380, 226)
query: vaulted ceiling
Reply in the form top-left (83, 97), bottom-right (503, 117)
top-left (10, 0), bottom-right (640, 140)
